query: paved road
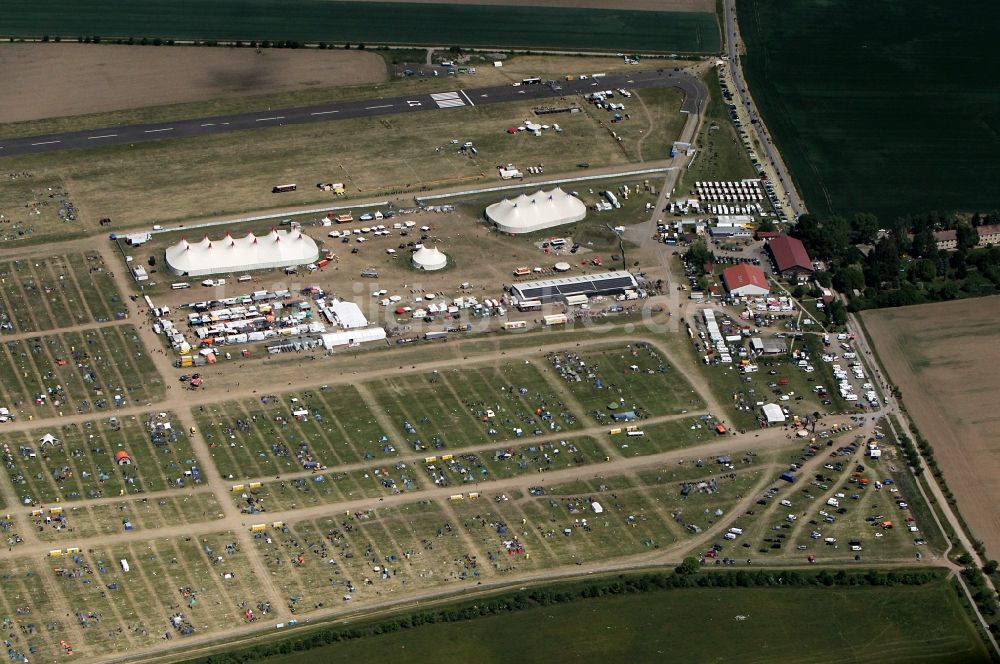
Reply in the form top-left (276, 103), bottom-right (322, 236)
top-left (722, 0), bottom-right (807, 220)
top-left (0, 70), bottom-right (706, 158)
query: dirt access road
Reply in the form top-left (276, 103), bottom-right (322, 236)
top-left (0, 43), bottom-right (387, 123)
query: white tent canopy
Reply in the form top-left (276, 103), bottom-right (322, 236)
top-left (762, 403), bottom-right (786, 424)
top-left (165, 229), bottom-right (319, 277)
top-left (321, 327), bottom-right (386, 349)
top-left (486, 187), bottom-right (586, 234)
top-left (328, 300), bottom-right (368, 329)
top-left (412, 246), bottom-right (448, 271)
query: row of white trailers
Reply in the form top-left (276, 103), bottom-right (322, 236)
top-left (709, 203), bottom-right (763, 216)
top-left (698, 191), bottom-right (765, 202)
top-left (696, 180), bottom-right (764, 202)
top-left (702, 309), bottom-right (733, 364)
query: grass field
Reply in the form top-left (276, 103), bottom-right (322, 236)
top-left (0, 324), bottom-right (163, 420)
top-left (677, 68), bottom-right (757, 192)
top-left (862, 297), bottom-right (1000, 558)
top-left (262, 579), bottom-right (989, 664)
top-left (543, 343), bottom-right (705, 421)
top-left (0, 252), bottom-right (125, 332)
top-left (4, 412), bottom-right (198, 503)
top-left (0, 93), bottom-right (653, 242)
top-left (737, 0), bottom-right (1000, 219)
top-left (0, 1), bottom-right (720, 53)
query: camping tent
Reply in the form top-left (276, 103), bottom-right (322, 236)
top-left (486, 187), bottom-right (586, 234)
top-left (411, 246), bottom-right (448, 271)
top-left (39, 433), bottom-right (60, 446)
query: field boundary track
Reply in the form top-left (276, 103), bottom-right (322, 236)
top-left (0, 1), bottom-right (720, 54)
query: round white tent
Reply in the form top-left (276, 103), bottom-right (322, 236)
top-left (486, 187), bottom-right (586, 234)
top-left (412, 246), bottom-right (447, 271)
top-left (165, 229), bottom-right (319, 277)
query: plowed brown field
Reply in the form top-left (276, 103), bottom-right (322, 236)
top-left (863, 296), bottom-right (1000, 556)
top-left (0, 43), bottom-right (387, 123)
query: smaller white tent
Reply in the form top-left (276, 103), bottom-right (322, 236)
top-left (327, 301), bottom-right (368, 329)
top-left (321, 327), bottom-right (387, 349)
top-left (39, 433), bottom-right (60, 446)
top-left (762, 403), bottom-right (786, 425)
top-left (412, 246), bottom-right (447, 271)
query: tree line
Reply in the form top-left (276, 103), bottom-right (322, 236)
top-left (791, 211), bottom-right (1000, 310)
top-left (183, 567), bottom-right (946, 664)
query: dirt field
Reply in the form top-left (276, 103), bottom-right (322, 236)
top-left (863, 297), bottom-right (1000, 556)
top-left (348, 0), bottom-right (713, 11)
top-left (0, 43), bottom-right (387, 123)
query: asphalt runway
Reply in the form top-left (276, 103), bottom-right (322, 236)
top-left (0, 70), bottom-right (705, 158)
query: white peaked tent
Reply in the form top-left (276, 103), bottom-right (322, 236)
top-left (165, 229), bottom-right (320, 277)
top-left (485, 187), bottom-right (587, 234)
top-left (412, 246), bottom-right (448, 271)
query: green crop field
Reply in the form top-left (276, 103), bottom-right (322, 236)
top-left (259, 578), bottom-right (989, 664)
top-left (0, 1), bottom-right (719, 53)
top-left (737, 0), bottom-right (1000, 219)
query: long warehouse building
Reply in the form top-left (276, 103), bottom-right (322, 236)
top-left (509, 271), bottom-right (638, 304)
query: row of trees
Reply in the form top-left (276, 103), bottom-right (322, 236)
top-left (34, 36), bottom-right (367, 49)
top-left (188, 567), bottom-right (945, 664)
top-left (791, 211), bottom-right (1000, 310)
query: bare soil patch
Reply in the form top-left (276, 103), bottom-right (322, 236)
top-left (863, 297), bottom-right (1000, 556)
top-left (349, 0), bottom-right (713, 11)
top-left (0, 43), bottom-right (387, 123)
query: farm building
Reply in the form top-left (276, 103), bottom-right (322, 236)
top-left (750, 336), bottom-right (788, 355)
top-left (486, 187), bottom-right (586, 234)
top-left (411, 246), bottom-right (448, 271)
top-left (762, 403), bottom-right (786, 425)
top-left (722, 264), bottom-right (769, 297)
top-left (933, 223), bottom-right (1000, 251)
top-left (510, 270), bottom-right (638, 304)
top-left (766, 235), bottom-right (813, 277)
top-left (165, 230), bottom-right (319, 277)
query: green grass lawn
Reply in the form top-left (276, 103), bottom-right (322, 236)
top-left (0, 1), bottom-right (719, 53)
top-left (543, 343), bottom-right (705, 422)
top-left (259, 578), bottom-right (989, 664)
top-left (676, 69), bottom-right (757, 193)
top-left (737, 0), bottom-right (1000, 219)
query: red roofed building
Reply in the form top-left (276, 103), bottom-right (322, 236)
top-left (767, 235), bottom-right (813, 278)
top-left (722, 264), bottom-right (770, 297)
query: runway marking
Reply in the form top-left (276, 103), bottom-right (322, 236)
top-left (311, 110), bottom-right (339, 116)
top-left (87, 134), bottom-right (118, 140)
top-left (30, 140), bottom-right (60, 146)
top-left (365, 104), bottom-right (393, 110)
top-left (144, 128), bottom-right (174, 133)
top-left (459, 90), bottom-right (475, 106)
top-left (430, 92), bottom-right (465, 109)
top-left (201, 123), bottom-right (216, 127)
top-left (406, 100), bottom-right (422, 107)
top-left (255, 116), bottom-right (285, 122)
